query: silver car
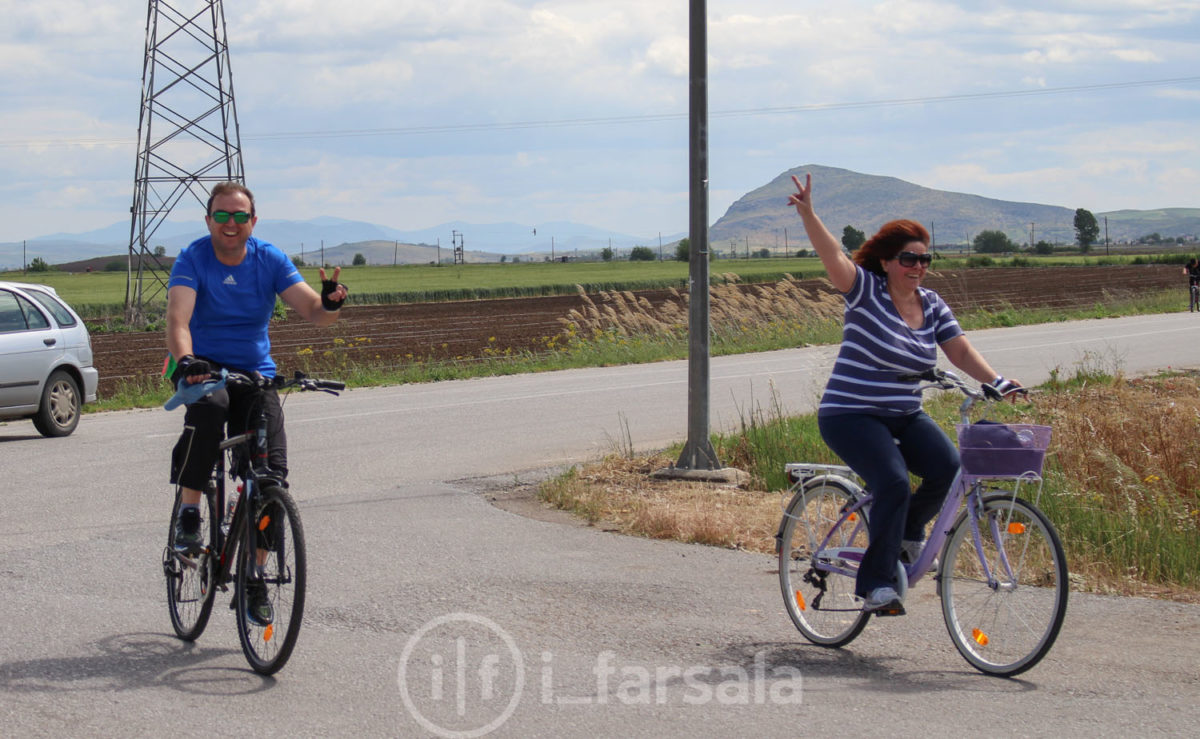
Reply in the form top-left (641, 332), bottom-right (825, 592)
top-left (0, 281), bottom-right (99, 436)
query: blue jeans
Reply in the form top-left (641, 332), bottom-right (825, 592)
top-left (818, 411), bottom-right (960, 596)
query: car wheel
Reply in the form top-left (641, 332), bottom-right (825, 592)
top-left (32, 370), bottom-right (81, 437)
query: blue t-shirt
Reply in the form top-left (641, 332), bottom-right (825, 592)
top-left (168, 235), bottom-right (304, 376)
top-left (819, 265), bottom-right (963, 417)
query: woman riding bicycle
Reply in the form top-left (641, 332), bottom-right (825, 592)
top-left (787, 173), bottom-right (1021, 615)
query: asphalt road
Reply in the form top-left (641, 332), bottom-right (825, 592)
top-left (2, 313), bottom-right (1199, 737)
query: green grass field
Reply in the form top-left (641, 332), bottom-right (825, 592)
top-left (1, 258), bottom-right (819, 310)
top-left (4, 250), bottom-right (1192, 315)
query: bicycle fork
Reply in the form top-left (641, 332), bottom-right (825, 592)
top-left (964, 490), bottom-right (1020, 591)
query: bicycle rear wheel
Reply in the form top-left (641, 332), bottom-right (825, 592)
top-left (163, 486), bottom-right (218, 641)
top-left (778, 478), bottom-right (870, 647)
top-left (235, 485), bottom-right (307, 675)
top-left (939, 494), bottom-right (1068, 677)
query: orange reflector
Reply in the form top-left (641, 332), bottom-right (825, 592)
top-left (849, 513), bottom-right (857, 521)
top-left (973, 628), bottom-right (989, 646)
top-left (1007, 522), bottom-right (1026, 535)
top-left (258, 516), bottom-right (271, 531)
top-left (263, 624), bottom-right (274, 641)
top-left (795, 590), bottom-right (807, 611)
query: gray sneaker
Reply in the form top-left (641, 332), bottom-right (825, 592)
top-left (900, 539), bottom-right (938, 574)
top-left (862, 587), bottom-right (906, 616)
top-left (173, 507), bottom-right (202, 553)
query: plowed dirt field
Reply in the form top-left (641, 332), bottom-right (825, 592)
top-left (92, 265), bottom-right (1182, 397)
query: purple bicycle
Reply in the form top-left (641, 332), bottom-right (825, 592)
top-left (775, 369), bottom-right (1068, 677)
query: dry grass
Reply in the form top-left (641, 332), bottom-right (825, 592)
top-left (1027, 372), bottom-right (1200, 598)
top-left (538, 371), bottom-right (1200, 604)
top-left (559, 276), bottom-right (843, 340)
top-left (539, 454), bottom-right (782, 553)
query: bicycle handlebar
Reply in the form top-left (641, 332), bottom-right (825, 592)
top-left (898, 368), bottom-right (1027, 423)
top-left (164, 368), bottom-right (343, 410)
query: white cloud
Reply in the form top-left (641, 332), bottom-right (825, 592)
top-left (1, 1), bottom-right (1198, 242)
top-left (1111, 48), bottom-right (1164, 63)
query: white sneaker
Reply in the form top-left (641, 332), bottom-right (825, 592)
top-left (900, 539), bottom-right (938, 574)
top-left (862, 587), bottom-right (905, 616)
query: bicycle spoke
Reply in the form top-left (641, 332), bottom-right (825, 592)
top-left (235, 486), bottom-right (306, 675)
top-left (165, 492), bottom-right (217, 641)
top-left (779, 479), bottom-right (870, 646)
top-left (940, 496), bottom-right (1068, 676)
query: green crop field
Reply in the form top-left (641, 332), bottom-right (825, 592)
top-left (1, 258), bottom-right (824, 312)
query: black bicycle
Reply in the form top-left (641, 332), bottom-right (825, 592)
top-left (162, 369), bottom-right (343, 674)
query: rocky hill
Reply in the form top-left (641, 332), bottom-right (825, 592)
top-left (710, 164), bottom-right (1200, 249)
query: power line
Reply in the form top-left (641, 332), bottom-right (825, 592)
top-left (4, 75), bottom-right (1198, 149)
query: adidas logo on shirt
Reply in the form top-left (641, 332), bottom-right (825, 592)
top-left (223, 274), bottom-right (237, 286)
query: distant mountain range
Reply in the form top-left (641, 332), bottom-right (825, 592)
top-left (711, 164), bottom-right (1200, 249)
top-left (0, 217), bottom-right (675, 270)
top-left (4, 164), bottom-right (1197, 269)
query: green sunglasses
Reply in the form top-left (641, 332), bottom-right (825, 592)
top-left (210, 210), bottom-right (252, 224)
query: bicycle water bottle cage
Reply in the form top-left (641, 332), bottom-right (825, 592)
top-left (164, 368), bottom-right (229, 410)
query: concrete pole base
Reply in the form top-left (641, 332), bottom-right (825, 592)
top-left (649, 465), bottom-right (750, 485)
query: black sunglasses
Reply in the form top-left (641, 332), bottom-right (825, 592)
top-left (896, 251), bottom-right (933, 267)
top-left (210, 210), bottom-right (252, 224)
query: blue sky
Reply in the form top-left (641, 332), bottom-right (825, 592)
top-left (2, 0), bottom-right (1198, 245)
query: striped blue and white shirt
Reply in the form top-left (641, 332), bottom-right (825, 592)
top-left (818, 265), bottom-right (963, 417)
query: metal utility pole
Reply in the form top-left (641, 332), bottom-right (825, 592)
top-left (673, 0), bottom-right (721, 472)
top-left (126, 0), bottom-right (244, 323)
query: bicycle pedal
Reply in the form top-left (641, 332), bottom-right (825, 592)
top-left (862, 598), bottom-right (906, 617)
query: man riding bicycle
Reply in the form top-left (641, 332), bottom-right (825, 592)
top-left (166, 182), bottom-right (347, 625)
top-left (1183, 258), bottom-right (1200, 312)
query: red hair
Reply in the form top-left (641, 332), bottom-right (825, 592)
top-left (852, 219), bottom-right (930, 275)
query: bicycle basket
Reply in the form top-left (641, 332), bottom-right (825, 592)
top-left (956, 422), bottom-right (1052, 478)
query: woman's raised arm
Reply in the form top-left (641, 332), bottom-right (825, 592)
top-left (788, 173), bottom-right (857, 292)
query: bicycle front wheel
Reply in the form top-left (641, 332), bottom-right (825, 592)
top-left (939, 494), bottom-right (1068, 677)
top-left (164, 486), bottom-right (218, 641)
top-left (778, 478), bottom-right (870, 647)
top-left (235, 485), bottom-right (307, 675)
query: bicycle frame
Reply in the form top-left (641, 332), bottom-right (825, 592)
top-left (169, 369), bottom-right (339, 591)
top-left (206, 429), bottom-right (277, 594)
top-left (778, 369), bottom-right (1066, 675)
top-left (170, 383), bottom-right (285, 598)
top-left (782, 371), bottom-right (1032, 593)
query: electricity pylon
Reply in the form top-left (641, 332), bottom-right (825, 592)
top-left (126, 0), bottom-right (244, 322)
